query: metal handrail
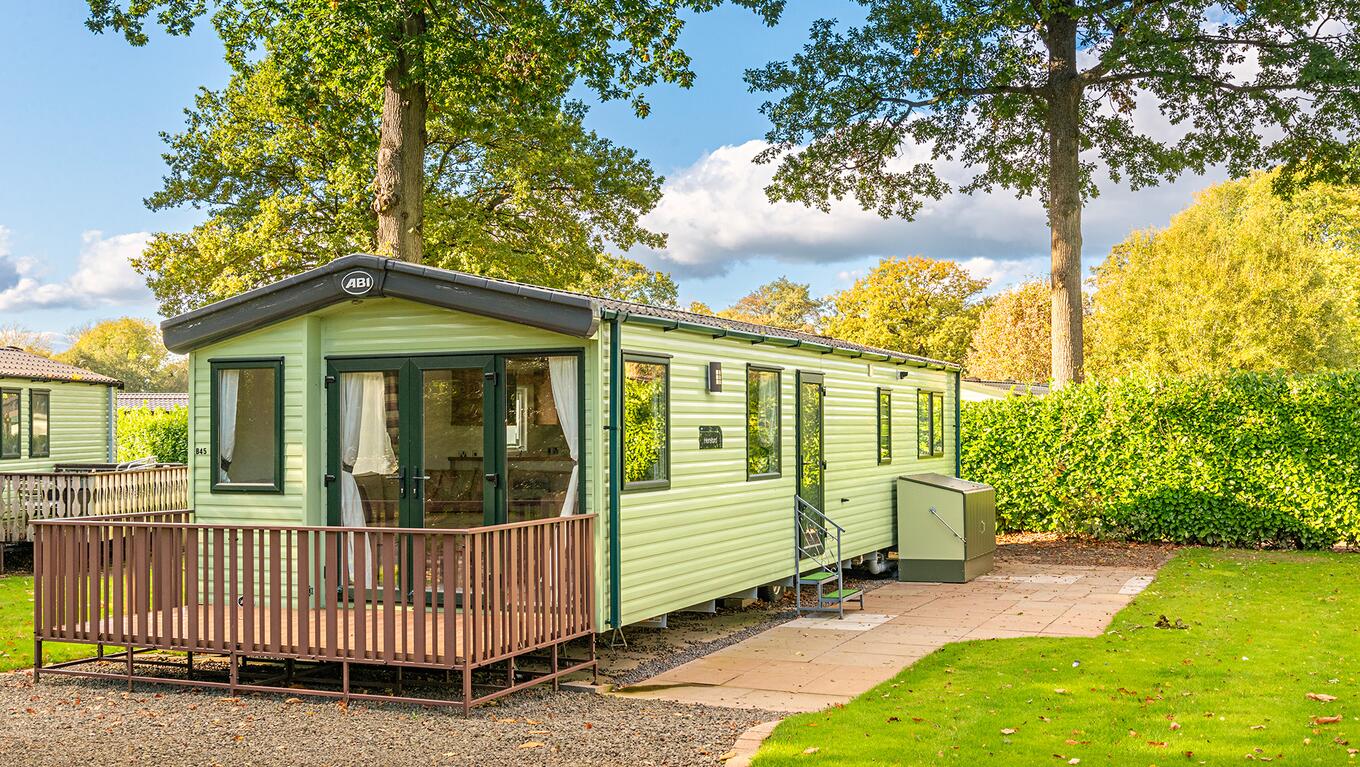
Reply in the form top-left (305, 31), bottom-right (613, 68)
top-left (793, 494), bottom-right (847, 617)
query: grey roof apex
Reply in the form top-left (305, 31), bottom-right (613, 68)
top-left (160, 254), bottom-right (959, 370)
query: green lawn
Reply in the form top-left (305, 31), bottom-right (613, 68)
top-left (755, 549), bottom-right (1360, 766)
top-left (0, 574), bottom-right (96, 673)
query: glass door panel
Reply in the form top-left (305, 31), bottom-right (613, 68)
top-left (797, 374), bottom-right (826, 556)
top-left (337, 370), bottom-right (403, 529)
top-left (504, 355), bottom-right (580, 522)
top-left (419, 365), bottom-right (489, 529)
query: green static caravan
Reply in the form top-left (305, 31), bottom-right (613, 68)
top-left (162, 254), bottom-right (963, 630)
top-left (0, 347), bottom-right (121, 471)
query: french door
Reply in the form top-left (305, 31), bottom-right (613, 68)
top-left (326, 352), bottom-right (583, 531)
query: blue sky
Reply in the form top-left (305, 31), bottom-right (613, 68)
top-left (0, 2), bottom-right (1218, 343)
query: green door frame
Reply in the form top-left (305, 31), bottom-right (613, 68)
top-left (325, 349), bottom-right (587, 529)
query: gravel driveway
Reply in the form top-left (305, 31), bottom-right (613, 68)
top-left (0, 670), bottom-right (776, 766)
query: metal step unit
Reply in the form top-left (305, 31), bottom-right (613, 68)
top-left (794, 495), bottom-right (864, 618)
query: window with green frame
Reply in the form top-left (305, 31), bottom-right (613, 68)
top-left (211, 359), bottom-right (284, 492)
top-left (29, 389), bottom-right (49, 458)
top-left (623, 353), bottom-right (670, 490)
top-left (877, 388), bottom-right (892, 463)
top-left (917, 389), bottom-right (945, 458)
top-left (747, 366), bottom-right (782, 479)
top-left (0, 389), bottom-right (18, 459)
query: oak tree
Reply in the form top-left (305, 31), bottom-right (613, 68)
top-left (748, 0), bottom-right (1360, 385)
top-left (87, 0), bottom-right (778, 311)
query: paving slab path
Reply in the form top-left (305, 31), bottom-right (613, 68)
top-left (613, 560), bottom-right (1159, 714)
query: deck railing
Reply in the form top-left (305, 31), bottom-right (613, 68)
top-left (31, 512), bottom-right (596, 707)
top-left (1, 466), bottom-right (189, 543)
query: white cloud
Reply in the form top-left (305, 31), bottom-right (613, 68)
top-left (0, 229), bottom-right (154, 312)
top-left (635, 137), bottom-right (1216, 290)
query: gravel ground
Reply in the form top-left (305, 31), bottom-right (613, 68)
top-left (0, 668), bottom-right (778, 767)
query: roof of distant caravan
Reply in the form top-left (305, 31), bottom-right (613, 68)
top-left (161, 253), bottom-right (960, 370)
top-left (0, 346), bottom-right (122, 387)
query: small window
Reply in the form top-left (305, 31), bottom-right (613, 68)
top-left (0, 389), bottom-right (18, 459)
top-left (29, 390), bottom-right (49, 459)
top-left (212, 359), bottom-right (284, 492)
top-left (877, 388), bottom-right (892, 464)
top-left (747, 366), bottom-right (782, 479)
top-left (917, 389), bottom-right (945, 459)
top-left (623, 354), bottom-right (670, 490)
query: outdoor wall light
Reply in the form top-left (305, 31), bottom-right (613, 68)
top-left (707, 361), bottom-right (723, 392)
top-left (898, 370), bottom-right (911, 379)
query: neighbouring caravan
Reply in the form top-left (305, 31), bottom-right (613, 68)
top-left (162, 254), bottom-right (963, 630)
top-left (0, 346), bottom-right (120, 471)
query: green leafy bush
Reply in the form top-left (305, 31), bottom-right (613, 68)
top-left (116, 407), bottom-right (189, 465)
top-left (960, 372), bottom-right (1360, 548)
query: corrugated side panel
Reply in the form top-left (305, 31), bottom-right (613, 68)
top-left (0, 378), bottom-right (112, 471)
top-left (614, 323), bottom-right (957, 625)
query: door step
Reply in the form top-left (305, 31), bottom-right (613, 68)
top-left (819, 588), bottom-right (863, 605)
top-left (798, 571), bottom-right (837, 585)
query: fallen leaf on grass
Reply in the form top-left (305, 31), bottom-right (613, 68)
top-left (1313, 716), bottom-right (1343, 725)
top-left (1170, 722), bottom-right (1182, 731)
top-left (1001, 728), bottom-right (1017, 735)
top-left (803, 747), bottom-right (820, 755)
top-left (1307, 693), bottom-right (1338, 703)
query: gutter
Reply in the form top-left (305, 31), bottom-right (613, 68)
top-left (618, 312), bottom-right (959, 371)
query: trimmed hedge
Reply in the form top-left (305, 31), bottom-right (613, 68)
top-left (116, 407), bottom-right (189, 465)
top-left (960, 371), bottom-right (1360, 548)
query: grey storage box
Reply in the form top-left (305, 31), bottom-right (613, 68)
top-left (897, 473), bottom-right (996, 583)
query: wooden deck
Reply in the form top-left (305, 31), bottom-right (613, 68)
top-left (32, 513), bottom-right (597, 709)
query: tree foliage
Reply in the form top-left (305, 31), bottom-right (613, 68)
top-left (717, 276), bottom-right (824, 332)
top-left (967, 281), bottom-right (1092, 383)
top-left (88, 0), bottom-right (780, 313)
top-left (0, 324), bottom-right (53, 357)
top-left (823, 256), bottom-right (987, 361)
top-left (1090, 171), bottom-right (1360, 378)
top-left (747, 0), bottom-right (1360, 385)
top-left (58, 318), bottom-right (187, 393)
top-left (576, 257), bottom-right (679, 306)
top-left (961, 372), bottom-right (1360, 548)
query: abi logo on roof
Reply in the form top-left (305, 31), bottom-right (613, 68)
top-left (340, 270), bottom-right (375, 296)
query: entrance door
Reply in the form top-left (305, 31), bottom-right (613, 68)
top-left (327, 353), bottom-right (584, 530)
top-left (796, 372), bottom-right (827, 555)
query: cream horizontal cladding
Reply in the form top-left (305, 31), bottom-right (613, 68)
top-left (0, 378), bottom-right (113, 472)
top-left (613, 321), bottom-right (959, 626)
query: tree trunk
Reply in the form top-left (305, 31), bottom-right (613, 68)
top-left (373, 9), bottom-right (427, 263)
top-left (1046, 15), bottom-right (1085, 387)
